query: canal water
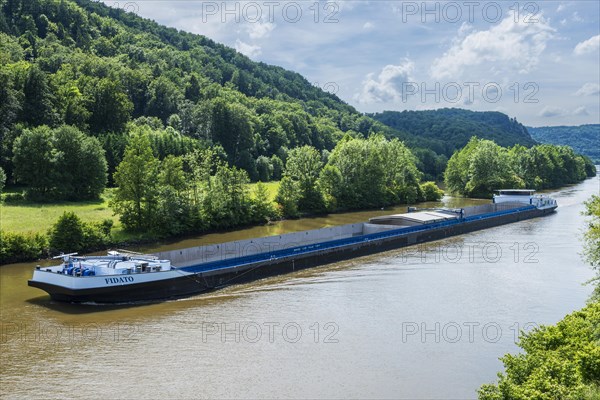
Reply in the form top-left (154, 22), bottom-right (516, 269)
top-left (1, 176), bottom-right (598, 399)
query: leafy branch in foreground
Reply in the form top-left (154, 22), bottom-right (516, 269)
top-left (478, 302), bottom-right (600, 400)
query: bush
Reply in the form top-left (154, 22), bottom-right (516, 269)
top-left (0, 230), bottom-right (47, 264)
top-left (82, 219), bottom-right (113, 251)
top-left (2, 192), bottom-right (24, 203)
top-left (48, 212), bottom-right (84, 253)
top-left (48, 212), bottom-right (113, 254)
top-left (420, 182), bottom-right (444, 201)
top-left (1, 214), bottom-right (114, 264)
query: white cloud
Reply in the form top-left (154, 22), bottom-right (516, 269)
top-left (355, 60), bottom-right (415, 103)
top-left (235, 39), bottom-right (261, 58)
top-left (575, 83), bottom-right (600, 96)
top-left (363, 21), bottom-right (374, 30)
top-left (571, 11), bottom-right (583, 22)
top-left (538, 106), bottom-right (566, 118)
top-left (430, 15), bottom-right (554, 80)
top-left (573, 106), bottom-right (589, 116)
top-left (556, 3), bottom-right (570, 13)
top-left (574, 35), bottom-right (600, 55)
top-left (457, 22), bottom-right (473, 37)
top-left (247, 21), bottom-right (275, 39)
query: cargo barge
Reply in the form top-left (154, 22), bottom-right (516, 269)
top-left (29, 190), bottom-right (557, 303)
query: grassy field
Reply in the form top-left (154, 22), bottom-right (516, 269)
top-left (248, 181), bottom-right (279, 201)
top-left (0, 188), bottom-right (130, 238)
top-left (0, 182), bottom-right (280, 238)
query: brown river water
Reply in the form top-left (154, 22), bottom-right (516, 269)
top-left (1, 176), bottom-right (598, 399)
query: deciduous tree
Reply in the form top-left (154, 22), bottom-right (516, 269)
top-left (280, 145), bottom-right (324, 212)
top-left (12, 126), bottom-right (56, 199)
top-left (111, 132), bottom-right (159, 230)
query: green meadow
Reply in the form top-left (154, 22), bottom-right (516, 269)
top-left (0, 182), bottom-right (280, 239)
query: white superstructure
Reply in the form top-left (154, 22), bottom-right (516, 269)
top-left (493, 189), bottom-right (557, 209)
top-left (29, 251), bottom-right (183, 292)
top-left (40, 251), bottom-right (172, 276)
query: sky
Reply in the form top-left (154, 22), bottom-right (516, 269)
top-left (100, 1), bottom-right (600, 127)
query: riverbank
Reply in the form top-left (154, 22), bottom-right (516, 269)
top-left (1, 182), bottom-right (281, 237)
top-left (1, 191), bottom-right (487, 266)
top-left (0, 182), bottom-right (281, 265)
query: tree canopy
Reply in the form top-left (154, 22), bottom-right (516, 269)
top-left (445, 137), bottom-right (595, 198)
top-left (12, 124), bottom-right (107, 200)
top-left (273, 135), bottom-right (439, 216)
top-left (370, 108), bottom-right (536, 157)
top-left (583, 195), bottom-right (600, 301)
top-left (478, 302), bottom-right (600, 399)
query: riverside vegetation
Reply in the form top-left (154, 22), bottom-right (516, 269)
top-left (444, 137), bottom-right (596, 198)
top-left (0, 131), bottom-right (443, 264)
top-left (1, 132), bottom-right (594, 264)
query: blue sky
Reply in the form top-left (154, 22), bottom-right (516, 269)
top-left (102, 1), bottom-right (599, 127)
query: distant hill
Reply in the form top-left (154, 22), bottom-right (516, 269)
top-left (528, 125), bottom-right (600, 164)
top-left (369, 108), bottom-right (536, 156)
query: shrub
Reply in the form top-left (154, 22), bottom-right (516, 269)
top-left (0, 230), bottom-right (47, 264)
top-left (48, 212), bottom-right (114, 254)
top-left (48, 212), bottom-right (84, 253)
top-left (82, 220), bottom-right (113, 251)
top-left (420, 182), bottom-right (444, 202)
top-left (2, 192), bottom-right (24, 203)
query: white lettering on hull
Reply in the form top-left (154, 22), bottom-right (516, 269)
top-left (105, 276), bottom-right (135, 284)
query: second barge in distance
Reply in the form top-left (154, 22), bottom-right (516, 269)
top-left (29, 190), bottom-right (557, 303)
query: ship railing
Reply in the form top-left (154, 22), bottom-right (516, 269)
top-left (112, 249), bottom-right (159, 260)
top-left (180, 205), bottom-right (537, 274)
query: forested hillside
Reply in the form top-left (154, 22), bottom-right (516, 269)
top-left (528, 124), bottom-right (600, 163)
top-left (370, 108), bottom-right (536, 156)
top-left (0, 0), bottom-right (448, 188)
